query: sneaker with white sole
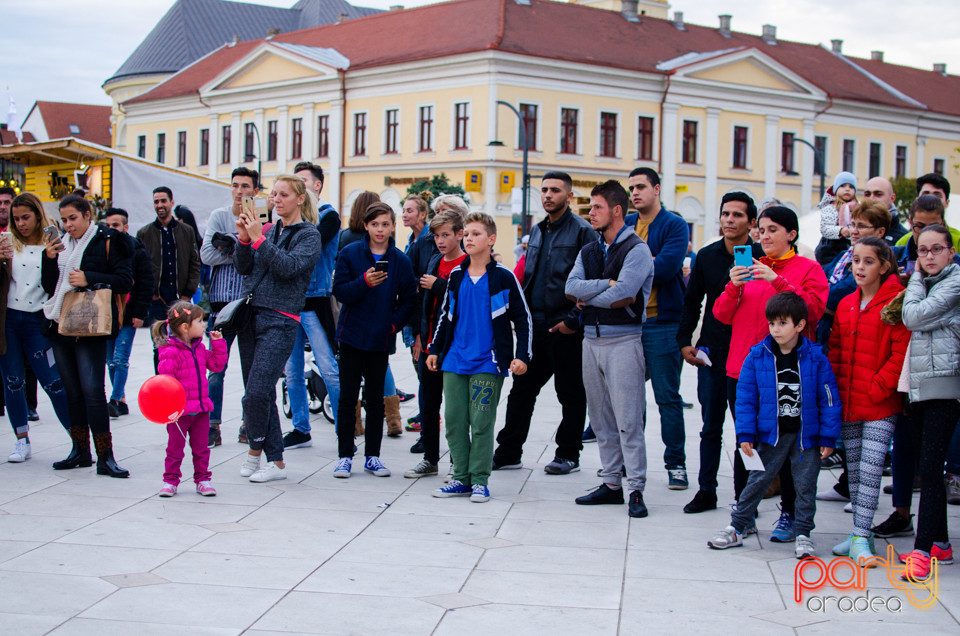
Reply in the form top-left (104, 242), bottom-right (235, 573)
top-left (239, 454), bottom-right (260, 477)
top-left (816, 486), bottom-right (850, 502)
top-left (708, 525), bottom-right (743, 549)
top-left (470, 484), bottom-right (490, 502)
top-left (333, 457), bottom-right (352, 478)
top-left (843, 502), bottom-right (853, 513)
top-left (196, 481), bottom-right (217, 496)
top-left (667, 468), bottom-right (689, 490)
top-left (795, 534), bottom-right (816, 559)
top-left (404, 460), bottom-right (438, 478)
top-left (158, 483), bottom-right (177, 497)
top-left (250, 461), bottom-right (286, 483)
top-left (433, 479), bottom-right (472, 497)
top-left (8, 438), bottom-right (31, 463)
top-left (364, 456), bottom-right (391, 477)
top-left (544, 457), bottom-right (580, 475)
top-left (444, 464), bottom-right (454, 483)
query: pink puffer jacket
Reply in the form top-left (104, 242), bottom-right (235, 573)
top-left (157, 336), bottom-right (228, 414)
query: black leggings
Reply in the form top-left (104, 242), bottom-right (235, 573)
top-left (909, 399), bottom-right (960, 552)
top-left (52, 336), bottom-right (109, 436)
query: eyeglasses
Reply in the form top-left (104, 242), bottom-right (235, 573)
top-left (862, 190), bottom-right (887, 198)
top-left (917, 245), bottom-right (950, 257)
top-left (846, 223), bottom-right (877, 231)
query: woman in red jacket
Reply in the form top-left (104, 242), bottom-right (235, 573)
top-left (827, 237), bottom-right (908, 562)
top-left (713, 205), bottom-right (828, 539)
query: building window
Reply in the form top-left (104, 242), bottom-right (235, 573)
top-left (418, 106), bottom-right (433, 152)
top-left (354, 113), bottom-right (367, 156)
top-left (842, 139), bottom-right (855, 173)
top-left (384, 109), bottom-right (399, 154)
top-left (869, 142), bottom-right (882, 178)
top-left (560, 108), bottom-right (578, 155)
top-left (317, 115), bottom-right (329, 158)
top-left (519, 104), bottom-right (537, 151)
top-left (244, 123), bottom-right (256, 163)
top-left (732, 126), bottom-right (748, 169)
top-left (267, 121), bottom-right (277, 161)
top-left (137, 135), bottom-right (146, 159)
top-left (199, 129), bottom-right (209, 166)
top-left (895, 145), bottom-right (907, 179)
top-left (177, 131), bottom-right (187, 167)
top-left (637, 116), bottom-right (654, 161)
top-left (682, 120), bottom-right (698, 164)
top-left (934, 158), bottom-right (945, 176)
top-left (599, 112), bottom-right (617, 158)
top-left (814, 135), bottom-right (827, 176)
top-left (454, 102), bottom-right (469, 150)
top-left (156, 133), bottom-right (166, 164)
top-left (291, 118), bottom-right (303, 159)
top-left (221, 125), bottom-right (231, 164)
top-left (781, 132), bottom-right (796, 173)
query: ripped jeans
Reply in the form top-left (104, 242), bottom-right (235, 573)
top-left (0, 309), bottom-right (71, 435)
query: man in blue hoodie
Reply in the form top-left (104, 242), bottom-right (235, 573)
top-left (626, 167), bottom-right (690, 490)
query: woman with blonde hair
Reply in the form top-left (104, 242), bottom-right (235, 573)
top-left (0, 193), bottom-right (72, 462)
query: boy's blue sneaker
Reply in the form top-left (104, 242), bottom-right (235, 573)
top-left (470, 484), bottom-right (490, 503)
top-left (333, 457), bottom-right (352, 478)
top-left (433, 479), bottom-right (472, 498)
top-left (769, 509), bottom-right (796, 543)
top-left (364, 456), bottom-right (391, 477)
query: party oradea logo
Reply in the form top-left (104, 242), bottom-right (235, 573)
top-left (795, 545), bottom-right (938, 613)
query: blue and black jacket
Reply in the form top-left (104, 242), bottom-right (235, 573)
top-left (624, 207), bottom-right (688, 322)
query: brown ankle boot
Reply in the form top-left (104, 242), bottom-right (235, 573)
top-left (763, 474), bottom-right (781, 499)
top-left (354, 400), bottom-right (364, 436)
top-left (93, 432), bottom-right (129, 478)
top-left (385, 395), bottom-right (402, 437)
top-left (53, 427), bottom-right (93, 470)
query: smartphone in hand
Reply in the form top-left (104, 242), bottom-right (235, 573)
top-left (733, 245), bottom-right (753, 281)
top-left (373, 260), bottom-right (389, 274)
top-left (43, 225), bottom-right (60, 243)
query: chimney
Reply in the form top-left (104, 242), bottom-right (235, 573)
top-left (934, 63), bottom-right (947, 75)
top-left (673, 11), bottom-right (686, 31)
top-left (266, 27), bottom-right (280, 38)
top-left (870, 51), bottom-right (883, 62)
top-left (761, 24), bottom-right (777, 45)
top-left (621, 0), bottom-right (640, 22)
top-left (831, 39), bottom-right (843, 54)
top-left (230, 34), bottom-right (240, 46)
top-left (389, 4), bottom-right (403, 9)
top-left (336, 12), bottom-right (348, 22)
top-left (718, 14), bottom-right (732, 37)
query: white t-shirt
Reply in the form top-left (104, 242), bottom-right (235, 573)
top-left (7, 245), bottom-right (47, 312)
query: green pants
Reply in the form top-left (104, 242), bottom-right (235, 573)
top-left (443, 372), bottom-right (504, 487)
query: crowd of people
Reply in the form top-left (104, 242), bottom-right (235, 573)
top-left (0, 162), bottom-right (956, 581)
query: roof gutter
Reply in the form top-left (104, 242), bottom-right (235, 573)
top-left (338, 68), bottom-right (347, 213)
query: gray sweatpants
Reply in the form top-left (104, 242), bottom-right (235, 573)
top-left (582, 334), bottom-right (647, 493)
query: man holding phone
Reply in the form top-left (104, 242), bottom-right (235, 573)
top-left (677, 192), bottom-right (762, 513)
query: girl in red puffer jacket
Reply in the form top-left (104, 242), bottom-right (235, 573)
top-left (152, 301), bottom-right (228, 498)
top-left (828, 237), bottom-right (909, 562)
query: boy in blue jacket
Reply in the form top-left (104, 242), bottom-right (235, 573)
top-left (426, 212), bottom-right (532, 503)
top-left (332, 202), bottom-right (417, 479)
top-left (708, 292), bottom-right (840, 559)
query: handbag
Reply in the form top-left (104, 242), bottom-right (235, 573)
top-left (58, 288), bottom-right (113, 337)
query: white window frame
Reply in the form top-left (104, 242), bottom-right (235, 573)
top-left (596, 108), bottom-right (622, 161)
top-left (932, 156), bottom-right (947, 176)
top-left (557, 104), bottom-right (583, 158)
top-left (450, 100), bottom-right (472, 152)
top-left (516, 100), bottom-right (543, 154)
top-left (730, 122), bottom-right (752, 171)
top-left (634, 112), bottom-right (658, 163)
top-left (382, 106), bottom-right (401, 156)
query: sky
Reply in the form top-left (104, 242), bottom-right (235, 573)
top-left (2, 0), bottom-right (959, 122)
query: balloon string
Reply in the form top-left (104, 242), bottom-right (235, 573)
top-left (176, 422), bottom-right (186, 440)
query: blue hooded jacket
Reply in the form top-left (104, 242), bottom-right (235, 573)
top-left (624, 207), bottom-right (688, 322)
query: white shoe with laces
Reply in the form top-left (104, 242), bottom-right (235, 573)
top-left (250, 461), bottom-right (286, 483)
top-left (8, 438), bottom-right (31, 463)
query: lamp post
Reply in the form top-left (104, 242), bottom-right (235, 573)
top-left (793, 137), bottom-right (825, 201)
top-left (244, 123), bottom-right (262, 188)
top-left (489, 100), bottom-right (531, 237)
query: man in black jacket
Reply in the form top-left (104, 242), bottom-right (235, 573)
top-left (493, 171), bottom-right (597, 474)
top-left (676, 192), bottom-right (762, 513)
top-left (103, 208), bottom-right (154, 418)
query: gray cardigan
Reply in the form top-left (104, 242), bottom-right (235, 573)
top-left (901, 263), bottom-right (960, 402)
top-left (234, 221), bottom-right (321, 315)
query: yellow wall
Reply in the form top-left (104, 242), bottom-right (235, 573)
top-left (692, 60), bottom-right (798, 92)
top-left (25, 159), bottom-right (111, 203)
top-left (225, 54), bottom-right (317, 88)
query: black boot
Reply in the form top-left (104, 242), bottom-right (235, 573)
top-left (52, 427), bottom-right (93, 470)
top-left (94, 432), bottom-right (129, 478)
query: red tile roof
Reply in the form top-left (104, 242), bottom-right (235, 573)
top-left (0, 130), bottom-right (36, 145)
top-left (31, 102), bottom-right (112, 146)
top-left (850, 57), bottom-right (960, 117)
top-left (126, 0), bottom-right (957, 117)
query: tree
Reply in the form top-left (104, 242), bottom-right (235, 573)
top-left (890, 175), bottom-right (916, 211)
top-left (405, 173), bottom-right (469, 209)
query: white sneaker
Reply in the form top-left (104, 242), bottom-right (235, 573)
top-left (843, 502), bottom-right (853, 513)
top-left (796, 534), bottom-right (816, 559)
top-left (239, 453), bottom-right (260, 477)
top-left (249, 461), bottom-right (286, 483)
top-left (8, 438), bottom-right (31, 463)
top-left (444, 464), bottom-right (454, 483)
top-left (816, 487), bottom-right (850, 502)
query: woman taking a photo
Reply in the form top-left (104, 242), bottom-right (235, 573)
top-left (42, 194), bottom-right (133, 477)
top-left (235, 175), bottom-right (321, 484)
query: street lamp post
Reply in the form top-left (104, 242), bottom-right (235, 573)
top-left (244, 123), bottom-right (263, 188)
top-left (793, 137), bottom-right (825, 201)
top-left (489, 100), bottom-right (531, 237)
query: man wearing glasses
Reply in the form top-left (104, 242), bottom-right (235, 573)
top-left (860, 177), bottom-right (908, 245)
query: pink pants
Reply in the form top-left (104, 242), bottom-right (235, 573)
top-left (164, 412), bottom-right (212, 485)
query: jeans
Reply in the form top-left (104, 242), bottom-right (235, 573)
top-left (496, 323), bottom-right (587, 464)
top-left (696, 350), bottom-right (731, 493)
top-left (106, 325), bottom-right (137, 402)
top-left (285, 310), bottom-right (340, 433)
top-left (0, 309), bottom-right (71, 435)
top-left (337, 343), bottom-right (388, 458)
top-left (207, 327), bottom-right (237, 424)
top-left (641, 319), bottom-right (685, 469)
top-left (52, 335), bottom-right (109, 436)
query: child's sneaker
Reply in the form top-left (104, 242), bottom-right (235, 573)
top-left (333, 457), bottom-right (352, 478)
top-left (433, 479), bottom-right (471, 497)
top-left (707, 526), bottom-right (743, 550)
top-left (899, 544), bottom-right (953, 565)
top-left (196, 481), bottom-right (217, 497)
top-left (470, 484), bottom-right (490, 503)
top-left (249, 461), bottom-right (286, 483)
top-left (405, 415), bottom-right (421, 432)
top-left (158, 483), bottom-right (177, 498)
top-left (404, 460), bottom-right (438, 478)
top-left (849, 536), bottom-right (877, 566)
top-left (795, 535), bottom-right (816, 559)
top-left (239, 453), bottom-right (260, 477)
top-left (364, 456), bottom-right (391, 477)
top-left (444, 464), bottom-right (454, 483)
top-left (770, 509), bottom-right (796, 543)
top-left (901, 550), bottom-right (932, 580)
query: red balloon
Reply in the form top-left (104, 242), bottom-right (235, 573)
top-left (138, 375), bottom-right (187, 424)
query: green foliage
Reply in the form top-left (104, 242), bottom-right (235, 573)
top-left (890, 175), bottom-right (916, 211)
top-left (406, 173), bottom-right (469, 204)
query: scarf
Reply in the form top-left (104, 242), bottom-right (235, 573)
top-left (43, 222), bottom-right (98, 322)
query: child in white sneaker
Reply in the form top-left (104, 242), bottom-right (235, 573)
top-left (153, 302), bottom-right (227, 497)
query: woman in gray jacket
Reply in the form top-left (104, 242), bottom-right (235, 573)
top-left (900, 224), bottom-right (960, 579)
